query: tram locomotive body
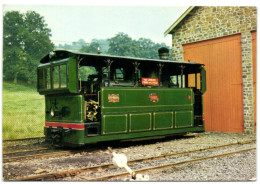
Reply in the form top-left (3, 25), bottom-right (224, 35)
top-left (37, 50), bottom-right (206, 147)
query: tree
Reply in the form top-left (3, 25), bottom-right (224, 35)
top-left (80, 41), bottom-right (100, 54)
top-left (91, 39), bottom-right (110, 53)
top-left (108, 32), bottom-right (137, 57)
top-left (3, 10), bottom-right (54, 84)
top-left (23, 11), bottom-right (54, 84)
top-left (3, 11), bottom-right (26, 83)
top-left (55, 39), bottom-right (87, 51)
top-left (107, 32), bottom-right (169, 59)
top-left (136, 38), bottom-right (168, 59)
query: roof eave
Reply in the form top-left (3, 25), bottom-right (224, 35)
top-left (164, 6), bottom-right (196, 36)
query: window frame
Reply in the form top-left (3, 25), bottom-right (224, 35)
top-left (52, 64), bottom-right (68, 89)
top-left (37, 62), bottom-right (68, 92)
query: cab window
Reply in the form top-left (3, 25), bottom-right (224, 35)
top-left (60, 64), bottom-right (67, 88)
top-left (188, 73), bottom-right (200, 89)
top-left (115, 68), bottom-right (124, 80)
top-left (38, 67), bottom-right (51, 90)
top-left (169, 75), bottom-right (185, 88)
top-left (52, 64), bottom-right (67, 89)
top-left (46, 68), bottom-right (51, 89)
top-left (53, 66), bottom-right (59, 88)
top-left (79, 66), bottom-right (97, 81)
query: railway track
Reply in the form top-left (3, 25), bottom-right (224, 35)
top-left (3, 149), bottom-right (79, 163)
top-left (3, 137), bottom-right (45, 143)
top-left (2, 134), bottom-right (197, 163)
top-left (3, 144), bottom-right (106, 163)
top-left (3, 137), bottom-right (84, 163)
top-left (14, 140), bottom-right (256, 181)
top-left (91, 147), bottom-right (256, 181)
top-left (3, 147), bottom-right (50, 155)
top-left (3, 137), bottom-right (46, 149)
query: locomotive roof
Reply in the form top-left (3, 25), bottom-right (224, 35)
top-left (40, 49), bottom-right (203, 66)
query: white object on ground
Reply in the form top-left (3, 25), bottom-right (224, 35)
top-left (109, 147), bottom-right (149, 181)
top-left (112, 152), bottom-right (133, 175)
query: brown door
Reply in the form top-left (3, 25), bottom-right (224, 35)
top-left (183, 34), bottom-right (244, 133)
top-left (252, 31), bottom-right (256, 132)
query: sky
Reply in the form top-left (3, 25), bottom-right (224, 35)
top-left (2, 0), bottom-right (258, 47)
top-left (3, 4), bottom-right (189, 47)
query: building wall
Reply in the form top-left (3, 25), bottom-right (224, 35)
top-left (171, 6), bottom-right (257, 133)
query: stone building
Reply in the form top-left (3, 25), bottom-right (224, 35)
top-left (165, 6), bottom-right (257, 133)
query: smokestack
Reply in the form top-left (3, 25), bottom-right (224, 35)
top-left (158, 47), bottom-right (169, 60)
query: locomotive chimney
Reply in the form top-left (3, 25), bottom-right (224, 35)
top-left (158, 47), bottom-right (169, 60)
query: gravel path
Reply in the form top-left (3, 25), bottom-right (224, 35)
top-left (3, 132), bottom-right (256, 181)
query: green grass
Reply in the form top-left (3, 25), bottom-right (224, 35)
top-left (2, 82), bottom-right (45, 140)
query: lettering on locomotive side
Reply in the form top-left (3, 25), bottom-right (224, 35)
top-left (108, 94), bottom-right (120, 103)
top-left (149, 93), bottom-right (159, 102)
top-left (141, 78), bottom-right (159, 86)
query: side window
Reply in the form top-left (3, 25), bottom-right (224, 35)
top-left (115, 68), bottom-right (124, 80)
top-left (46, 68), bottom-right (51, 89)
top-left (188, 73), bottom-right (200, 89)
top-left (53, 66), bottom-right (59, 88)
top-left (38, 69), bottom-right (44, 89)
top-left (170, 75), bottom-right (178, 87)
top-left (169, 75), bottom-right (186, 88)
top-left (52, 64), bottom-right (67, 89)
top-left (38, 67), bottom-right (51, 90)
top-left (102, 67), bottom-right (108, 79)
top-left (60, 64), bottom-right (67, 88)
top-left (197, 73), bottom-right (201, 89)
top-left (79, 66), bottom-right (97, 81)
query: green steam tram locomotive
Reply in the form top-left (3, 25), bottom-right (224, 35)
top-left (37, 48), bottom-right (206, 147)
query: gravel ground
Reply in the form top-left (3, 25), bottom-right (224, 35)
top-left (3, 132), bottom-right (256, 181)
top-left (75, 142), bottom-right (255, 181)
top-left (147, 149), bottom-right (256, 181)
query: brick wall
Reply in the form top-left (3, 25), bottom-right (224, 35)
top-left (170, 6), bottom-right (257, 133)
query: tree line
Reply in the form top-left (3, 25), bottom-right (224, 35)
top-left (3, 10), bottom-right (170, 85)
top-left (57, 33), bottom-right (169, 59)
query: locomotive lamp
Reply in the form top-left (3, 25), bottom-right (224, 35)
top-left (97, 47), bottom-right (101, 54)
top-left (50, 106), bottom-right (61, 117)
top-left (50, 107), bottom-right (55, 117)
top-left (49, 51), bottom-right (55, 59)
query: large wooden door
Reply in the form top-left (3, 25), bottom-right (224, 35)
top-left (183, 34), bottom-right (244, 133)
top-left (252, 31), bottom-right (256, 132)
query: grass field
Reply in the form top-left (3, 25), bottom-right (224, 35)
top-left (2, 82), bottom-right (45, 140)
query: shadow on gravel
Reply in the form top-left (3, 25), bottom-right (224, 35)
top-left (58, 133), bottom-right (200, 152)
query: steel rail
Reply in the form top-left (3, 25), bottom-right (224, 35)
top-left (3, 147), bottom-right (103, 163)
top-left (14, 140), bottom-right (255, 181)
top-left (3, 147), bottom-right (50, 155)
top-left (3, 150), bottom-right (79, 163)
top-left (3, 137), bottom-right (44, 143)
